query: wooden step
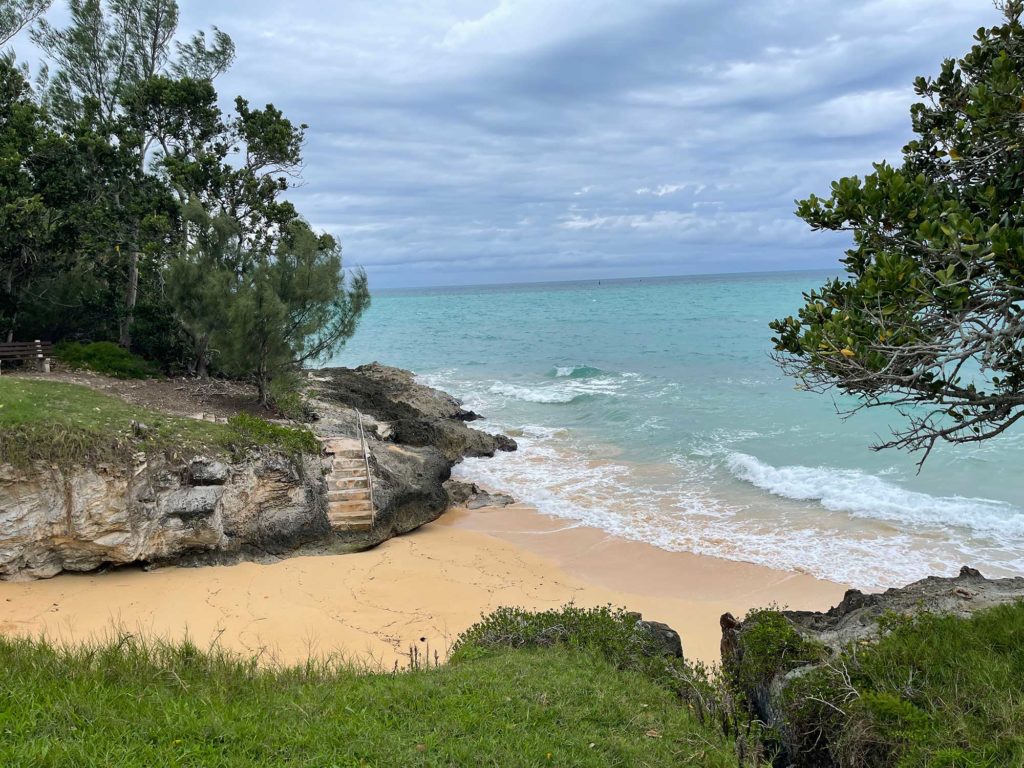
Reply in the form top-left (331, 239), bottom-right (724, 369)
top-left (329, 500), bottom-right (374, 514)
top-left (331, 467), bottom-right (365, 478)
top-left (328, 477), bottom-right (368, 491)
top-left (328, 488), bottom-right (370, 503)
top-left (332, 458), bottom-right (365, 469)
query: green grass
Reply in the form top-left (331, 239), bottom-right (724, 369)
top-left (0, 378), bottom-right (318, 467)
top-left (834, 603), bottom-right (1024, 767)
top-left (741, 602), bottom-right (1024, 767)
top-left (0, 636), bottom-right (738, 767)
top-left (55, 341), bottom-right (161, 379)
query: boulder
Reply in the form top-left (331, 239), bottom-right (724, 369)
top-left (636, 619), bottom-right (684, 658)
top-left (187, 458), bottom-right (230, 486)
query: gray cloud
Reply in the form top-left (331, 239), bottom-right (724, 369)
top-left (20, 1), bottom-right (1009, 287)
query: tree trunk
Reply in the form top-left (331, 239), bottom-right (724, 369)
top-left (196, 335), bottom-right (210, 380)
top-left (119, 249), bottom-right (139, 349)
top-left (257, 374), bottom-right (270, 407)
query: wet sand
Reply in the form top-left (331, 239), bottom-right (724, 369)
top-left (0, 504), bottom-right (848, 668)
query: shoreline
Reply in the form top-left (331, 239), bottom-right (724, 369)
top-left (0, 502), bottom-right (848, 668)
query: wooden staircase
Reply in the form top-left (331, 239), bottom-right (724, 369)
top-left (321, 430), bottom-right (375, 533)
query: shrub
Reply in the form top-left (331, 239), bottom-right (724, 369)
top-left (55, 341), bottom-right (161, 379)
top-left (451, 605), bottom-right (659, 666)
top-left (220, 412), bottom-right (320, 458)
top-left (268, 372), bottom-right (315, 422)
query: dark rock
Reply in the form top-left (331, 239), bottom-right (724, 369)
top-left (636, 619), bottom-right (684, 658)
top-left (466, 492), bottom-right (515, 510)
top-left (443, 480), bottom-right (480, 505)
top-left (443, 479), bottom-right (515, 509)
top-left (160, 487), bottom-right (222, 519)
top-left (311, 364), bottom-right (518, 462)
top-left (187, 457), bottom-right (230, 486)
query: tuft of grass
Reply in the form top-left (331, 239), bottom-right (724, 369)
top-left (55, 341), bottom-right (162, 379)
top-left (0, 633), bottom-right (740, 767)
top-left (221, 412), bottom-right (320, 456)
top-left (0, 378), bottom-right (319, 468)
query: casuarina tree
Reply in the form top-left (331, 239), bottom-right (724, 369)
top-left (771, 1), bottom-right (1024, 466)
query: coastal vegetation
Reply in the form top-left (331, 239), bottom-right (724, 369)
top-left (0, 608), bottom-right (741, 768)
top-left (772, 1), bottom-right (1024, 464)
top-left (2, 599), bottom-right (1021, 767)
top-left (0, 0), bottom-right (369, 409)
top-left (55, 341), bottom-right (161, 379)
top-left (0, 378), bottom-right (318, 467)
top-left (726, 602), bottom-right (1024, 767)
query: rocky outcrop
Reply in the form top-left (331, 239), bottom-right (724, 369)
top-left (310, 364), bottom-right (517, 462)
top-left (305, 364), bottom-right (518, 549)
top-left (443, 480), bottom-right (516, 509)
top-left (781, 566), bottom-right (1024, 648)
top-left (721, 567), bottom-right (1024, 765)
top-left (0, 364), bottom-right (518, 579)
top-left (0, 453), bottom-right (328, 580)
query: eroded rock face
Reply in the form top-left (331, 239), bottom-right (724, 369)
top-left (1, 364), bottom-right (518, 579)
top-left (0, 454), bottom-right (327, 580)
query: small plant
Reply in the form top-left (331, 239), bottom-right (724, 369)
top-left (268, 372), bottom-right (315, 422)
top-left (55, 341), bottom-right (161, 379)
top-left (220, 412), bottom-right (320, 457)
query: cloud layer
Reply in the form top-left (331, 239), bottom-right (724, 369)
top-left (26, 1), bottom-right (1011, 287)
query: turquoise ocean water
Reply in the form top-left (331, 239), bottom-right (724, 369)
top-left (330, 271), bottom-right (1024, 590)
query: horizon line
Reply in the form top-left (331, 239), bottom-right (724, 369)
top-left (374, 266), bottom-right (839, 293)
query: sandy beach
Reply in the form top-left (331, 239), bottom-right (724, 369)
top-left (0, 504), bottom-right (848, 668)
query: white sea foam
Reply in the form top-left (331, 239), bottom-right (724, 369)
top-left (454, 428), bottom-right (1024, 590)
top-left (419, 370), bottom-right (1024, 590)
top-left (726, 452), bottom-right (1024, 538)
top-left (489, 377), bottom-right (626, 404)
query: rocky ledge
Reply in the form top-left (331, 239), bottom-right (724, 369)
top-left (0, 364), bottom-right (516, 580)
top-left (305, 363), bottom-right (518, 550)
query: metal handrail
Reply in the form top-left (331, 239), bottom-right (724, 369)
top-left (354, 408), bottom-right (375, 525)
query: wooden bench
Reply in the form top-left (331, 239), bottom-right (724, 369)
top-left (0, 340), bottom-right (55, 373)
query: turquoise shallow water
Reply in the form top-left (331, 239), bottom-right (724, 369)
top-left (330, 271), bottom-right (1024, 589)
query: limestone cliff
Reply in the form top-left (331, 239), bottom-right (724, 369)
top-left (0, 364), bottom-right (517, 579)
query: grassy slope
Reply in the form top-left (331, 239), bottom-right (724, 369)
top-left (0, 638), bottom-right (737, 768)
top-left (835, 603), bottom-right (1024, 766)
top-left (735, 602), bottom-right (1024, 767)
top-left (0, 378), bottom-right (316, 467)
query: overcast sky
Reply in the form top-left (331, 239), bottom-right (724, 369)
top-left (16, 1), bottom-right (1005, 288)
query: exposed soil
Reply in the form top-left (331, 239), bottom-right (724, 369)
top-left (8, 366), bottom-right (270, 421)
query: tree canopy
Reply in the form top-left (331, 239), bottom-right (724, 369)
top-left (0, 0), bottom-right (369, 410)
top-left (771, 1), bottom-right (1024, 465)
